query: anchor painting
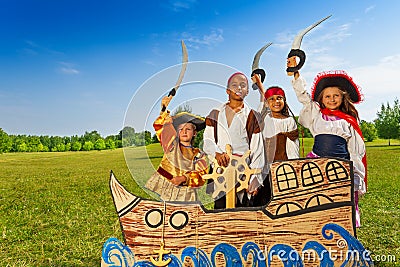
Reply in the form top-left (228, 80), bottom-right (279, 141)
top-left (101, 156), bottom-right (374, 266)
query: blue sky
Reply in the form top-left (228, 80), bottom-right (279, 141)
top-left (1, 1), bottom-right (399, 136)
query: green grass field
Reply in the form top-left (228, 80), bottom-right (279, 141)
top-left (0, 139), bottom-right (399, 266)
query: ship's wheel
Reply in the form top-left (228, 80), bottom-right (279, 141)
top-left (202, 144), bottom-right (261, 208)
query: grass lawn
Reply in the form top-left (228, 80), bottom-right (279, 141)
top-left (0, 138), bottom-right (399, 266)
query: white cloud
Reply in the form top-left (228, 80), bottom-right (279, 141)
top-left (20, 48), bottom-right (38, 56)
top-left (305, 55), bottom-right (349, 73)
top-left (274, 21), bottom-right (351, 53)
top-left (346, 54), bottom-right (400, 120)
top-left (58, 62), bottom-right (80, 75)
top-left (312, 23), bottom-right (352, 45)
top-left (60, 67), bottom-right (79, 75)
top-left (350, 54), bottom-right (400, 95)
top-left (142, 60), bottom-right (157, 66)
top-left (25, 40), bottom-right (39, 48)
top-left (183, 29), bottom-right (224, 50)
top-left (167, 0), bottom-right (197, 12)
top-left (22, 40), bottom-right (64, 56)
top-left (365, 5), bottom-right (376, 13)
top-left (273, 30), bottom-right (293, 49)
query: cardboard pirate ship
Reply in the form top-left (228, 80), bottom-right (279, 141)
top-left (101, 148), bottom-right (374, 267)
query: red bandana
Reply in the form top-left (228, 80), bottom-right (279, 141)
top-left (227, 72), bottom-right (248, 87)
top-left (264, 86), bottom-right (285, 99)
top-left (321, 108), bottom-right (368, 190)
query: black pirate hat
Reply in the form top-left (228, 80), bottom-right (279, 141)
top-left (311, 70), bottom-right (363, 104)
top-left (172, 112), bottom-right (205, 131)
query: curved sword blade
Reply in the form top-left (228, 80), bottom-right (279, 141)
top-left (291, 15), bottom-right (332, 49)
top-left (173, 40), bottom-right (188, 91)
top-left (252, 42), bottom-right (272, 71)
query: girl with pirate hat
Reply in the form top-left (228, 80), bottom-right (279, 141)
top-left (291, 70), bottom-right (367, 227)
top-left (145, 96), bottom-right (208, 202)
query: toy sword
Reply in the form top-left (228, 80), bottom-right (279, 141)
top-left (161, 40), bottom-right (188, 112)
top-left (251, 42), bottom-right (272, 90)
top-left (286, 15), bottom-right (331, 76)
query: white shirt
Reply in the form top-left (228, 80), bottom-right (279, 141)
top-left (292, 76), bottom-right (366, 194)
top-left (257, 102), bottom-right (299, 160)
top-left (203, 103), bottom-right (265, 190)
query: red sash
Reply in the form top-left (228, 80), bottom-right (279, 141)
top-left (321, 108), bottom-right (367, 190)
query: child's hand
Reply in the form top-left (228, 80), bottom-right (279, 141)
top-left (171, 175), bottom-right (187, 186)
top-left (251, 73), bottom-right (263, 86)
top-left (286, 56), bottom-right (299, 79)
top-left (251, 73), bottom-right (265, 98)
top-left (215, 152), bottom-right (230, 167)
top-left (161, 96), bottom-right (172, 110)
top-left (247, 178), bottom-right (261, 196)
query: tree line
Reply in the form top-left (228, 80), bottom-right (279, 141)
top-left (0, 99), bottom-right (399, 153)
top-left (0, 127), bottom-right (158, 153)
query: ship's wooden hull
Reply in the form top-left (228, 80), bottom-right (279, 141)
top-left (102, 158), bottom-right (373, 267)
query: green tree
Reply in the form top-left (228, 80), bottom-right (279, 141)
top-left (134, 132), bottom-right (145, 146)
top-left (82, 141), bottom-right (94, 151)
top-left (38, 143), bottom-right (49, 152)
top-left (94, 139), bottom-right (106, 150)
top-left (65, 143), bottom-right (71, 151)
top-left (193, 129), bottom-right (204, 148)
top-left (71, 141), bottom-right (82, 151)
top-left (120, 126), bottom-right (136, 147)
top-left (295, 116), bottom-right (312, 138)
top-left (105, 138), bottom-right (116, 149)
top-left (17, 142), bottom-right (28, 152)
top-left (375, 99), bottom-right (400, 145)
top-left (50, 136), bottom-right (64, 151)
top-left (82, 131), bottom-right (102, 144)
top-left (114, 140), bottom-right (122, 148)
top-left (144, 130), bottom-right (152, 145)
top-left (0, 128), bottom-right (12, 153)
top-left (172, 102), bottom-right (192, 116)
top-left (11, 135), bottom-right (28, 152)
top-left (69, 135), bottom-right (79, 144)
top-left (40, 135), bottom-right (51, 149)
top-left (27, 136), bottom-right (42, 152)
top-left (152, 133), bottom-right (159, 144)
top-left (360, 120), bottom-right (377, 142)
top-left (54, 143), bottom-right (66, 152)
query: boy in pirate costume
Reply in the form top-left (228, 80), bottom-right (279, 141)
top-left (203, 72), bottom-right (265, 209)
top-left (145, 96), bottom-right (208, 202)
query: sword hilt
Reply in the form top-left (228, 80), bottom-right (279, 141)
top-left (251, 68), bottom-right (266, 90)
top-left (286, 49), bottom-right (306, 75)
top-left (161, 88), bottom-right (177, 112)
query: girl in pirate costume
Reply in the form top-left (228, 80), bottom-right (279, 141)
top-left (252, 72), bottom-right (299, 161)
top-left (291, 70), bottom-right (367, 227)
top-left (250, 72), bottom-right (299, 206)
top-left (145, 96), bottom-right (208, 202)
